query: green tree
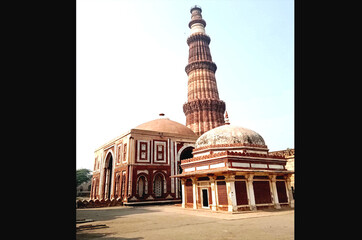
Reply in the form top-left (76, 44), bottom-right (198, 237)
top-left (76, 168), bottom-right (92, 187)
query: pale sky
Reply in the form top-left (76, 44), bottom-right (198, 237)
top-left (76, 0), bottom-right (294, 170)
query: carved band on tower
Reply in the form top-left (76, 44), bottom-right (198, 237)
top-left (183, 6), bottom-right (226, 136)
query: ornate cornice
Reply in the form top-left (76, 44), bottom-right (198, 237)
top-left (269, 148), bottom-right (294, 158)
top-left (188, 19), bottom-right (207, 29)
top-left (187, 33), bottom-right (211, 45)
top-left (183, 99), bottom-right (225, 114)
top-left (181, 151), bottom-right (227, 164)
top-left (185, 60), bottom-right (217, 75)
top-left (193, 143), bottom-right (269, 152)
top-left (181, 150), bottom-right (286, 164)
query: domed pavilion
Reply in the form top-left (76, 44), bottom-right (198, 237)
top-left (172, 123), bottom-right (294, 212)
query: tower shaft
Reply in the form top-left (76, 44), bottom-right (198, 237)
top-left (183, 6), bottom-right (226, 136)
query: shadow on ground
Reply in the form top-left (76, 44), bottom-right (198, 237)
top-left (257, 206), bottom-right (293, 212)
top-left (76, 206), bottom-right (159, 222)
top-left (76, 232), bottom-right (143, 240)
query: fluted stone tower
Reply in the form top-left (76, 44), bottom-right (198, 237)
top-left (183, 6), bottom-right (226, 136)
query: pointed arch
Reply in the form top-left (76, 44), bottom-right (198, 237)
top-left (177, 145), bottom-right (195, 199)
top-left (136, 174), bottom-right (148, 198)
top-left (114, 173), bottom-right (121, 199)
top-left (153, 172), bottom-right (167, 197)
top-left (101, 150), bottom-right (114, 200)
top-left (177, 144), bottom-right (195, 163)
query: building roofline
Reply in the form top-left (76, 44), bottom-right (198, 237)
top-left (94, 128), bottom-right (198, 152)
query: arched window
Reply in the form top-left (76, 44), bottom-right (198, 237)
top-left (121, 172), bottom-right (126, 198)
top-left (136, 175), bottom-right (148, 198)
top-left (138, 176), bottom-right (145, 198)
top-left (95, 179), bottom-right (99, 199)
top-left (114, 174), bottom-right (121, 198)
top-left (153, 173), bottom-right (164, 198)
top-left (92, 178), bottom-right (99, 199)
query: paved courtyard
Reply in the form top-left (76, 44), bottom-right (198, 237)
top-left (76, 204), bottom-right (294, 240)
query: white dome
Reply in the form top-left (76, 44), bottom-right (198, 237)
top-left (196, 125), bottom-right (266, 148)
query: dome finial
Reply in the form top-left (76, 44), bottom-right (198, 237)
top-left (158, 113), bottom-right (167, 119)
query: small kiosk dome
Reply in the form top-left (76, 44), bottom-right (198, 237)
top-left (195, 124), bottom-right (266, 148)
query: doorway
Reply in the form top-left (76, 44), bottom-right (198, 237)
top-left (179, 146), bottom-right (194, 199)
top-left (202, 188), bottom-right (209, 208)
top-left (102, 153), bottom-right (113, 199)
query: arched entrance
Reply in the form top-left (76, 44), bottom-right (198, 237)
top-left (178, 146), bottom-right (194, 199)
top-left (179, 146), bottom-right (194, 163)
top-left (102, 153), bottom-right (113, 199)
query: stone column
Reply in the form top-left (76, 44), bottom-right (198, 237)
top-left (270, 175), bottom-right (281, 209)
top-left (246, 174), bottom-right (256, 211)
top-left (225, 174), bottom-right (237, 212)
top-left (286, 175), bottom-right (295, 208)
top-left (181, 178), bottom-right (186, 208)
top-left (209, 176), bottom-right (217, 211)
top-left (128, 136), bottom-right (135, 164)
top-left (191, 177), bottom-right (198, 209)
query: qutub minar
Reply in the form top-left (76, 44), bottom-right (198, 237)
top-left (183, 6), bottom-right (226, 136)
top-left (78, 6), bottom-right (295, 212)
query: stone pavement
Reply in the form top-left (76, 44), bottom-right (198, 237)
top-left (76, 205), bottom-right (294, 240)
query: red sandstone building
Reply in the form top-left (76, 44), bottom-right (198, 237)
top-left (86, 6), bottom-right (294, 210)
top-left (89, 115), bottom-right (198, 205)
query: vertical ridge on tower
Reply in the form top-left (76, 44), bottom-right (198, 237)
top-left (183, 6), bottom-right (226, 136)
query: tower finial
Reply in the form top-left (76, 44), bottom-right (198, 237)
top-left (225, 111), bottom-right (230, 125)
top-left (190, 5), bottom-right (202, 13)
top-left (189, 5), bottom-right (206, 33)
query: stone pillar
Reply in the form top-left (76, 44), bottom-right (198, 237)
top-left (225, 175), bottom-right (237, 212)
top-left (246, 174), bottom-right (256, 211)
top-left (286, 175), bottom-right (295, 208)
top-left (209, 176), bottom-right (217, 211)
top-left (270, 175), bottom-right (281, 209)
top-left (128, 136), bottom-right (135, 164)
top-left (181, 178), bottom-right (186, 208)
top-left (191, 177), bottom-right (198, 209)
